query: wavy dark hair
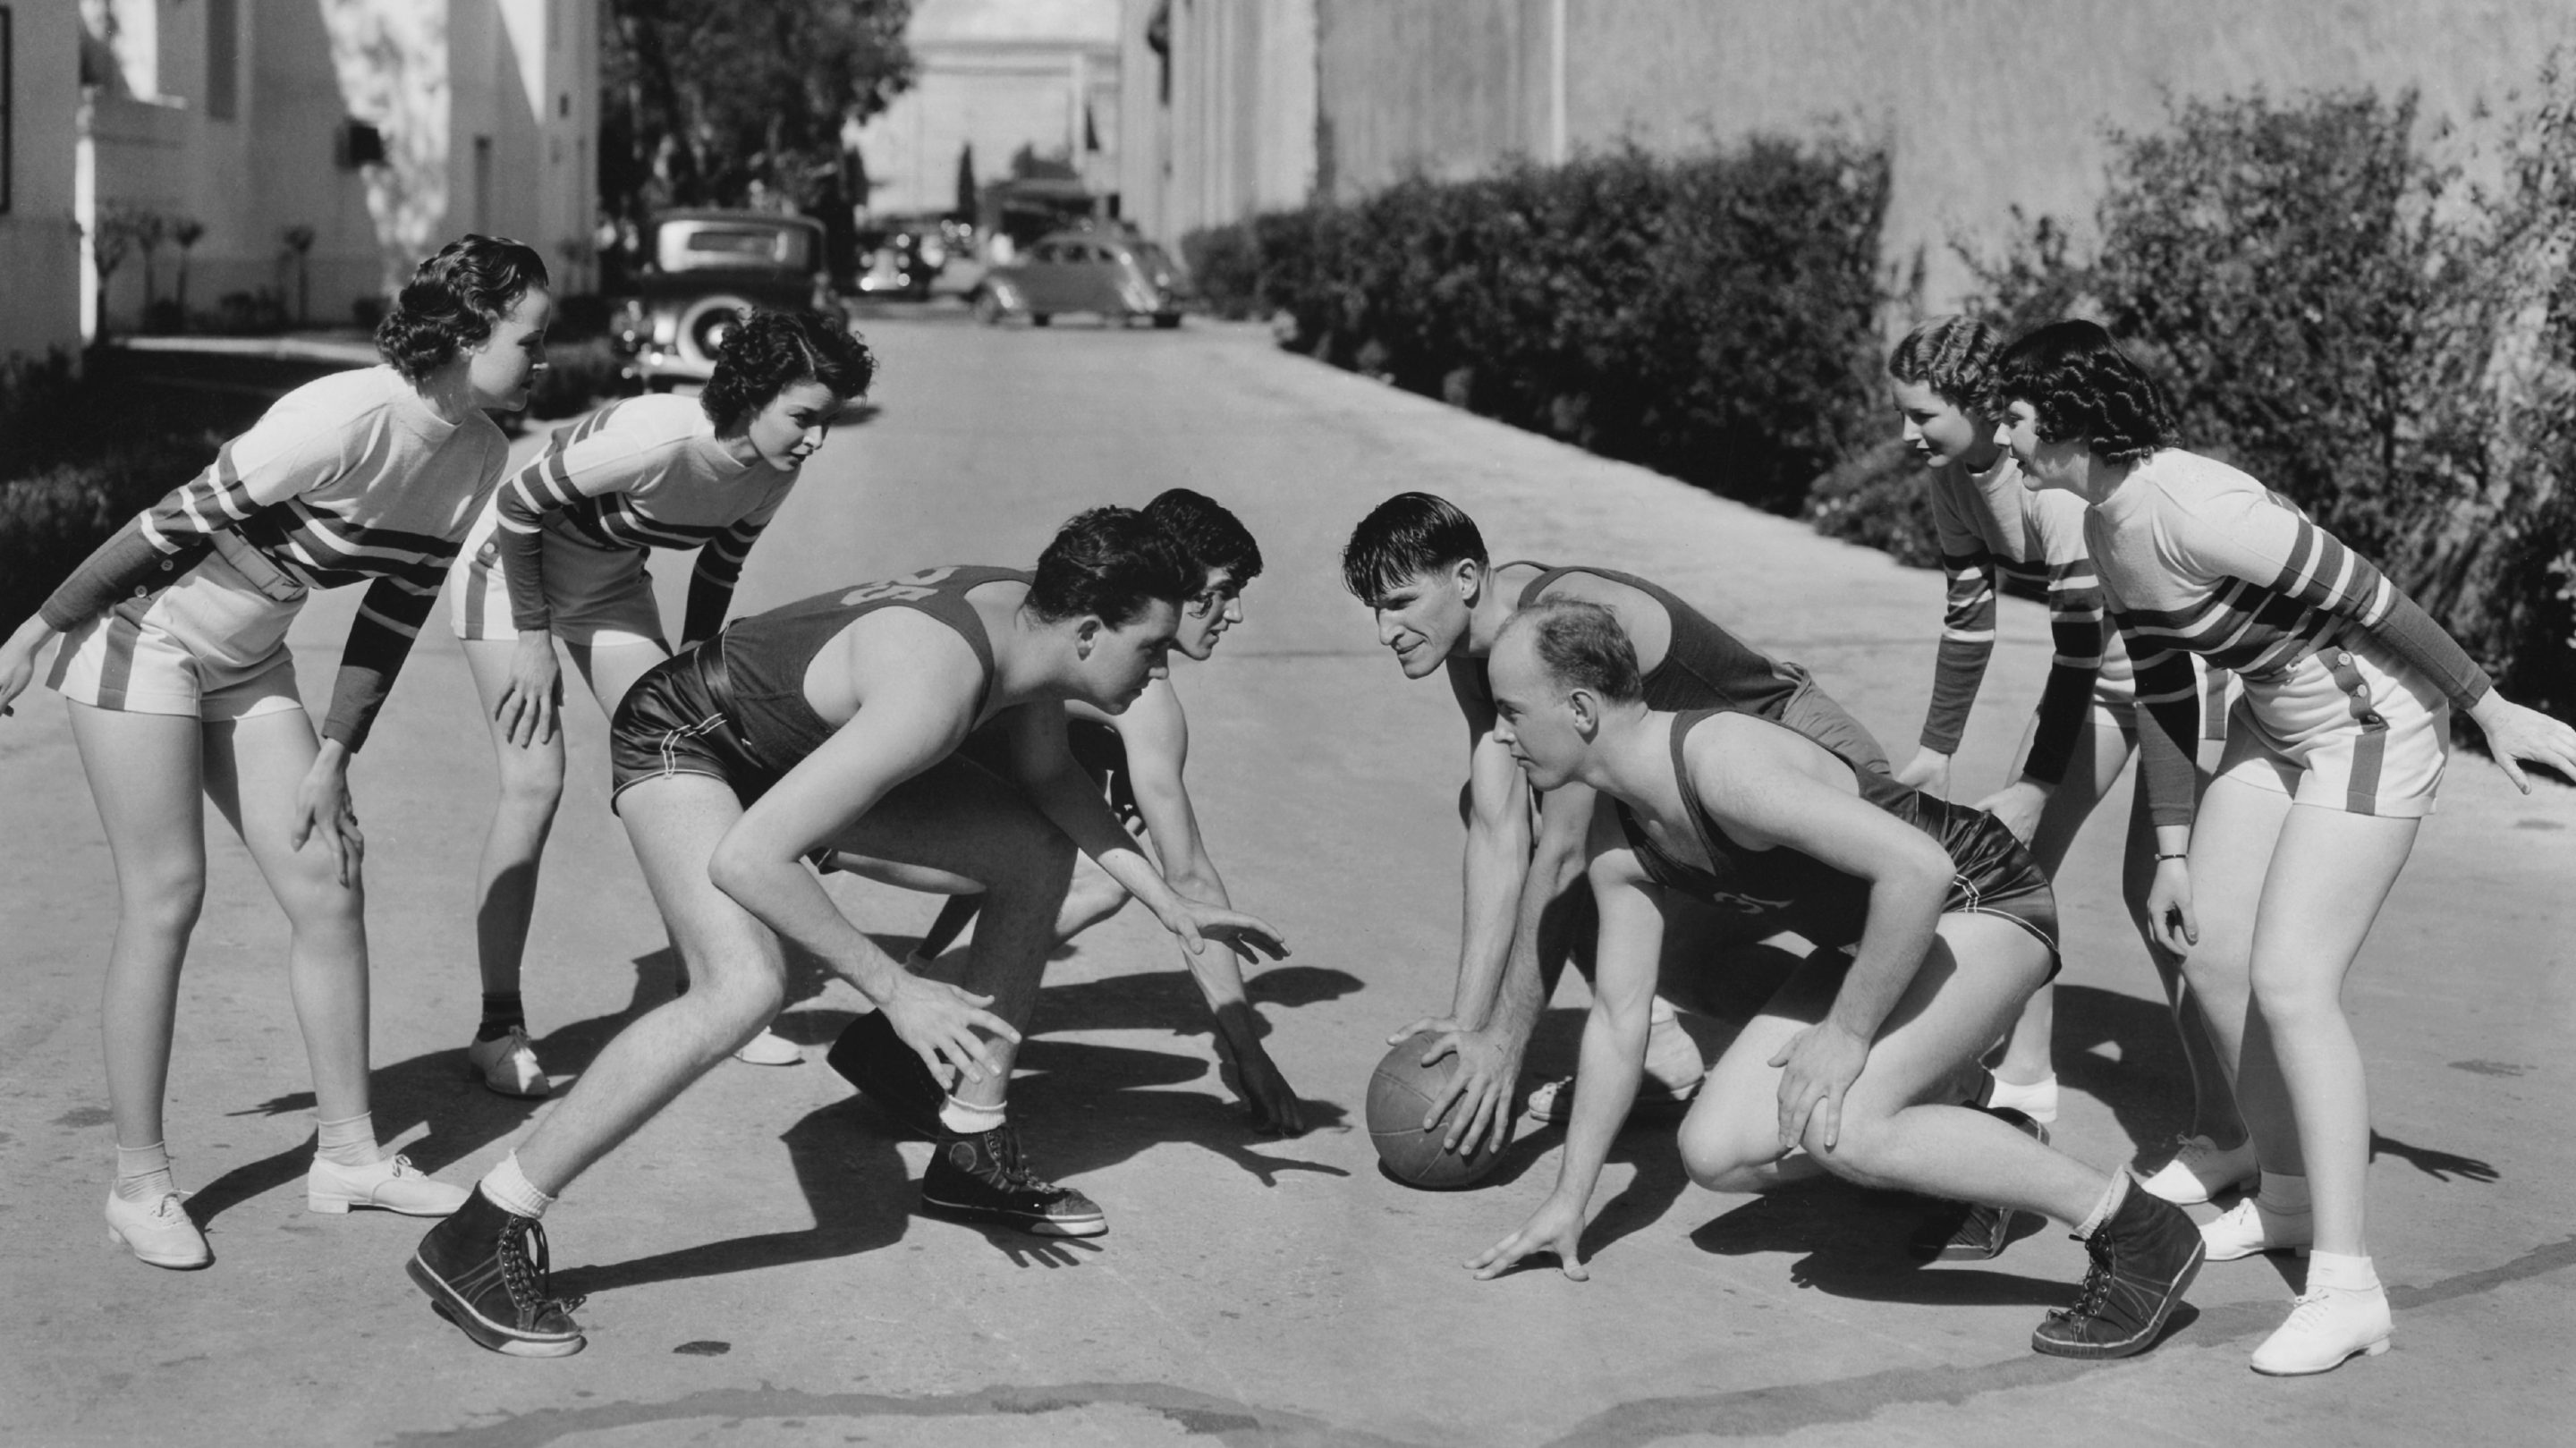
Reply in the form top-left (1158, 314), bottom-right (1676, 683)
top-left (374, 234), bottom-right (551, 383)
top-left (1505, 598), bottom-right (1644, 703)
top-left (1029, 507), bottom-right (1194, 628)
top-left (701, 309), bottom-right (878, 435)
top-left (1340, 492), bottom-right (1487, 603)
top-left (1888, 314), bottom-right (2002, 413)
top-left (1144, 487), bottom-right (1263, 586)
top-left (1989, 319), bottom-right (2179, 463)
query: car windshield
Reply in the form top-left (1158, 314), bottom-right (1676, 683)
top-left (657, 223), bottom-right (814, 272)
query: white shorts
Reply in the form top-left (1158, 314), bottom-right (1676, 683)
top-left (47, 538), bottom-right (307, 722)
top-left (2216, 630), bottom-right (2447, 818)
top-left (447, 511), bottom-right (665, 648)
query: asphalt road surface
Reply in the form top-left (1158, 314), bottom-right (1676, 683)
top-left (5, 313), bottom-right (2572, 1447)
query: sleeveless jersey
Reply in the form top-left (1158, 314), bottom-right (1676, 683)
top-left (1513, 563), bottom-right (1801, 716)
top-left (716, 565), bottom-right (1021, 774)
top-left (1620, 708), bottom-right (2055, 955)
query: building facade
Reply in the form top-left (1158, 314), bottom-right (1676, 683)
top-left (80, 0), bottom-right (597, 337)
top-left (2, 3), bottom-right (87, 371)
top-left (1128, 0), bottom-right (2576, 309)
top-left (851, 0), bottom-right (1122, 223)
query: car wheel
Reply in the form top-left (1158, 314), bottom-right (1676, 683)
top-left (676, 293), bottom-right (754, 368)
top-left (972, 290), bottom-right (1004, 326)
top-left (1152, 313), bottom-right (1182, 330)
top-left (1030, 313), bottom-right (1052, 327)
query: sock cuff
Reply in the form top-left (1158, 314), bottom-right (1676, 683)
top-left (939, 1095), bottom-right (1008, 1134)
top-left (480, 1151), bottom-right (557, 1219)
top-left (2075, 1169), bottom-right (2132, 1239)
top-left (2307, 1250), bottom-right (2380, 1291)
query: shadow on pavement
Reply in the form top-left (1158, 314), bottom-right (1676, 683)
top-left (1689, 1179), bottom-right (2071, 1308)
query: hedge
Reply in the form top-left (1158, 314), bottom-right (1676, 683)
top-left (1184, 137), bottom-right (1891, 515)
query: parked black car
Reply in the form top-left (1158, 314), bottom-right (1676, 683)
top-left (613, 211), bottom-right (837, 389)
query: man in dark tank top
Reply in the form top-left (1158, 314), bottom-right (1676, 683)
top-left (1337, 493), bottom-right (1889, 1171)
top-left (409, 509), bottom-right (1287, 1359)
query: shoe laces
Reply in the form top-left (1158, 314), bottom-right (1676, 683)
top-left (2055, 1234), bottom-right (2118, 1323)
top-left (497, 1216), bottom-right (586, 1317)
top-left (974, 1128), bottom-right (1062, 1197)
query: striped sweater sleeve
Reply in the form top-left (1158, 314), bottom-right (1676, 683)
top-left (493, 406), bottom-right (649, 633)
top-left (322, 572), bottom-right (442, 750)
top-left (681, 488), bottom-right (790, 647)
top-left (2176, 490), bottom-right (2493, 710)
top-left (2123, 617), bottom-right (2206, 827)
top-left (2020, 495), bottom-right (2110, 787)
top-left (38, 395), bottom-right (361, 630)
top-left (1918, 479), bottom-right (1996, 755)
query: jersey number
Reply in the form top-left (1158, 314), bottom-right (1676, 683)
top-left (839, 567), bottom-right (960, 607)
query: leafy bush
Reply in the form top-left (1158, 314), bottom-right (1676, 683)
top-left (1182, 137), bottom-right (1891, 514)
top-left (1964, 72), bottom-right (2576, 723)
top-left (1804, 437), bottom-right (1939, 569)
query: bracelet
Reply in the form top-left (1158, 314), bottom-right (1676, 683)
top-left (2155, 851), bottom-right (2189, 862)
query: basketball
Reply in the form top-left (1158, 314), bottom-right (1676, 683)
top-left (1367, 1033), bottom-right (1508, 1189)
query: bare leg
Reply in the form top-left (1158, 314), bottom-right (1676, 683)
top-left (462, 639), bottom-right (568, 1002)
top-left (67, 705), bottom-right (208, 1157)
top-left (1680, 915), bottom-right (2106, 1224)
top-left (2180, 775), bottom-right (2298, 1169)
top-left (513, 775), bottom-right (787, 1193)
top-left (2114, 761), bottom-right (2246, 1146)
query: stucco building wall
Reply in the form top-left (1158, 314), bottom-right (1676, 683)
top-left (2, 3), bottom-right (86, 370)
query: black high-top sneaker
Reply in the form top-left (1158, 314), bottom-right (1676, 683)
top-left (1909, 1106), bottom-right (2050, 1261)
top-left (408, 1188), bottom-right (587, 1357)
top-left (919, 1122), bottom-right (1106, 1238)
top-left (826, 1010), bottom-right (948, 1138)
top-left (2031, 1175), bottom-right (2205, 1359)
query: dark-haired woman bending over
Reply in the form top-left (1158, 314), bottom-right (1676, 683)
top-left (0, 235), bottom-right (554, 1268)
top-left (447, 309), bottom-right (877, 1088)
top-left (1990, 319), bottom-right (2576, 1375)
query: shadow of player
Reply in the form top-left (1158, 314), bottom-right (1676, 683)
top-left (1688, 1178), bottom-right (2071, 1308)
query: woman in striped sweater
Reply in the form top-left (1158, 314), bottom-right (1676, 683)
top-left (0, 235), bottom-right (552, 1269)
top-left (447, 309), bottom-right (875, 1091)
top-left (1887, 317), bottom-right (2248, 1217)
top-left (1990, 319), bottom-right (2576, 1375)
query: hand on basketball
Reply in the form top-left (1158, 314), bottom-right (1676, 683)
top-left (1391, 1016), bottom-right (1521, 1157)
top-left (881, 972), bottom-right (1019, 1088)
top-left (290, 754), bottom-right (365, 889)
top-left (1893, 746), bottom-right (1952, 799)
top-left (2470, 695), bottom-right (2576, 793)
top-left (1770, 1019), bottom-right (1868, 1153)
top-left (493, 632), bottom-right (564, 748)
top-left (2146, 857), bottom-right (2198, 953)
top-left (1155, 897), bottom-right (1289, 962)
top-left (1972, 779), bottom-right (2053, 844)
top-left (1468, 1193), bottom-right (1589, 1281)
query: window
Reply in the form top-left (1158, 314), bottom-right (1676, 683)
top-left (206, 0), bottom-right (237, 121)
top-left (2, 7), bottom-right (13, 214)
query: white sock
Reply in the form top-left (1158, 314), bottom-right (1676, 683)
top-left (114, 1140), bottom-right (176, 1203)
top-left (479, 1152), bottom-right (556, 1220)
top-left (2075, 1170), bottom-right (2132, 1239)
top-left (2254, 1171), bottom-right (2312, 1218)
top-left (939, 1095), bottom-right (1007, 1135)
top-left (2306, 1250), bottom-right (2380, 1294)
top-left (314, 1113), bottom-right (379, 1168)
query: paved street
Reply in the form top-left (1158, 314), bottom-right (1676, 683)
top-left (4, 314), bottom-right (2573, 1447)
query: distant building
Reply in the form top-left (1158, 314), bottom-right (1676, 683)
top-left (851, 0), bottom-right (1121, 224)
top-left (79, 0), bottom-right (597, 337)
top-left (2, 3), bottom-right (86, 371)
top-left (1127, 0), bottom-right (2576, 309)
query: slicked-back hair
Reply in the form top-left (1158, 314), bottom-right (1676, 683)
top-left (701, 309), bottom-right (877, 435)
top-left (1341, 492), bottom-right (1487, 603)
top-left (1888, 314), bottom-right (2001, 413)
top-left (1030, 506), bottom-right (1194, 628)
top-left (1505, 598), bottom-right (1645, 705)
top-left (375, 234), bottom-right (551, 383)
top-left (1145, 487), bottom-right (1264, 585)
top-left (1991, 319), bottom-right (2179, 464)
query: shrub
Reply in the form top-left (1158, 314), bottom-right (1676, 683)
top-left (1182, 136), bottom-right (1891, 514)
top-left (1803, 437), bottom-right (1940, 569)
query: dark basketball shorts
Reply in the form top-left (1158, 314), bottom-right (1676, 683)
top-left (607, 640), bottom-right (786, 813)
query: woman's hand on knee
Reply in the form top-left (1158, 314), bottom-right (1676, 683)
top-left (883, 973), bottom-right (1020, 1088)
top-left (496, 633), bottom-right (564, 748)
top-left (290, 744), bottom-right (363, 889)
top-left (1769, 1020), bottom-right (1868, 1154)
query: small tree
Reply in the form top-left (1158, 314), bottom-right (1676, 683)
top-left (171, 217), bottom-right (206, 326)
top-left (283, 224), bottom-right (318, 326)
top-left (86, 204), bottom-right (160, 340)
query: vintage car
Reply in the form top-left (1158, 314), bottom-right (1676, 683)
top-left (613, 210), bottom-right (837, 389)
top-left (973, 229), bottom-right (1195, 328)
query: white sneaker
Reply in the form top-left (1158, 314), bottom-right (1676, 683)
top-left (733, 1027), bottom-right (801, 1066)
top-left (307, 1155), bottom-right (470, 1216)
top-left (106, 1189), bottom-right (210, 1270)
top-left (466, 1027), bottom-right (550, 1098)
top-left (2201, 1197), bottom-right (2312, 1261)
top-left (1984, 1074), bottom-right (2060, 1124)
top-left (2250, 1285), bottom-right (2392, 1375)
top-left (2139, 1134), bottom-right (2258, 1205)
